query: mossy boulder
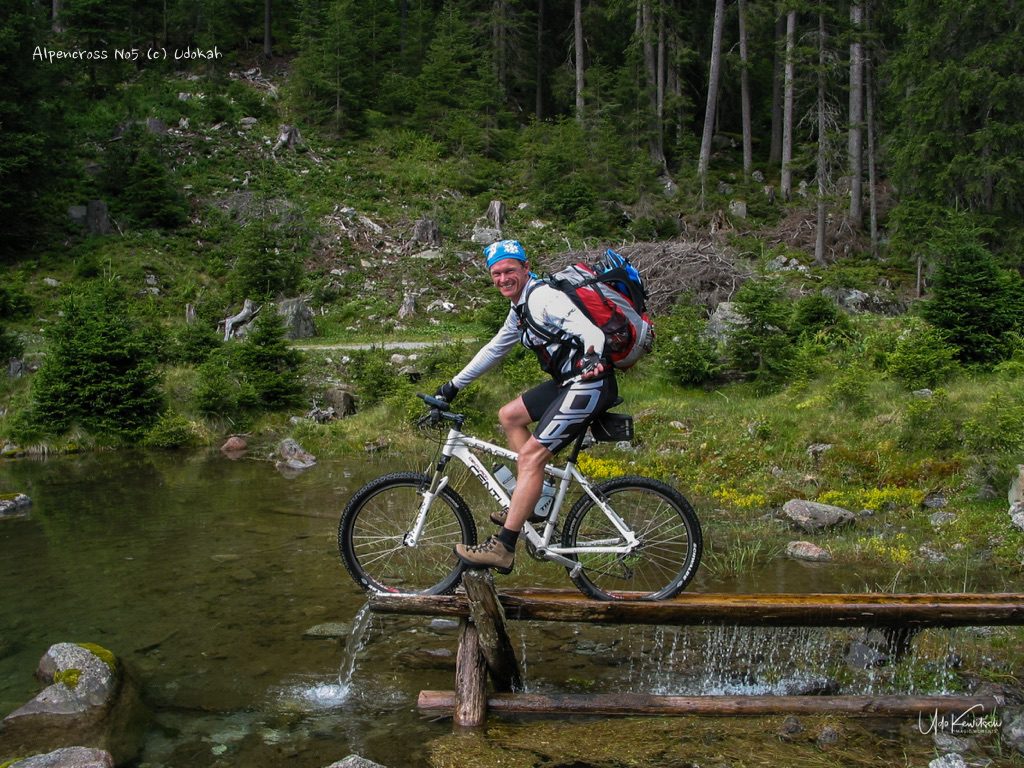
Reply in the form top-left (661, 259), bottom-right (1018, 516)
top-left (0, 494), bottom-right (31, 520)
top-left (0, 644), bottom-right (148, 765)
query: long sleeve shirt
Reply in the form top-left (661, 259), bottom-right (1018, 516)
top-left (451, 278), bottom-right (605, 388)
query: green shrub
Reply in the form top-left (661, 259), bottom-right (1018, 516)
top-left (790, 293), bottom-right (849, 340)
top-left (233, 311), bottom-right (303, 409)
top-left (474, 292), bottom-right (513, 335)
top-left (194, 311), bottom-right (302, 417)
top-left (0, 283), bottom-right (31, 319)
top-left (656, 297), bottom-right (720, 387)
top-left (230, 221), bottom-right (304, 300)
top-left (727, 277), bottom-right (796, 389)
top-left (898, 390), bottom-right (961, 451)
top-left (195, 353), bottom-right (257, 418)
top-left (0, 325), bottom-right (23, 361)
top-left (171, 320), bottom-right (222, 365)
top-left (919, 219), bottom-right (1024, 365)
top-left (826, 362), bottom-right (873, 413)
top-left (963, 391), bottom-right (1024, 457)
top-left (142, 413), bottom-right (200, 449)
top-left (101, 127), bottom-right (188, 228)
top-left (885, 321), bottom-right (960, 389)
top-left (30, 282), bottom-right (164, 440)
top-left (347, 350), bottom-right (404, 408)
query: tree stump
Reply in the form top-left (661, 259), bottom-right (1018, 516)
top-left (222, 299), bottom-right (259, 340)
top-left (397, 293), bottom-right (416, 321)
top-left (86, 200), bottom-right (113, 236)
top-left (408, 218), bottom-right (441, 249)
top-left (273, 125), bottom-right (302, 152)
top-left (486, 200), bottom-right (506, 231)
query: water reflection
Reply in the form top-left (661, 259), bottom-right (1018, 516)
top-left (0, 451), bottom-right (1012, 767)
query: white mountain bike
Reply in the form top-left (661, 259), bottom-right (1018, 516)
top-left (338, 393), bottom-right (702, 601)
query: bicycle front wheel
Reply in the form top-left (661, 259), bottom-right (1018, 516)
top-left (338, 472), bottom-right (477, 595)
top-left (561, 476), bottom-right (702, 600)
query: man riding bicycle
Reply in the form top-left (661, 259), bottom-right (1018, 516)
top-left (435, 240), bottom-right (618, 573)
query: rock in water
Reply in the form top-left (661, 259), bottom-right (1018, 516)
top-left (6, 746), bottom-right (115, 768)
top-left (275, 438), bottom-right (316, 474)
top-left (0, 643), bottom-right (148, 764)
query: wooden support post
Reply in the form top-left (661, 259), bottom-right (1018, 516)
top-left (462, 570), bottom-right (523, 692)
top-left (454, 619), bottom-right (487, 728)
top-left (421, 691), bottom-right (1002, 719)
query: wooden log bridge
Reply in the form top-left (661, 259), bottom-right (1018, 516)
top-left (368, 582), bottom-right (1024, 727)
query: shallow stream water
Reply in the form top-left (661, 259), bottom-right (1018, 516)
top-left (0, 451), bottom-right (1016, 766)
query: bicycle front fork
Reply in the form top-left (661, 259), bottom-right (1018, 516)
top-left (404, 462), bottom-right (451, 547)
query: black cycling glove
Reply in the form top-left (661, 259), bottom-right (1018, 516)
top-left (578, 351), bottom-right (605, 377)
top-left (435, 381), bottom-right (460, 403)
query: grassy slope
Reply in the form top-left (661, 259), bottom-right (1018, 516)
top-left (1, 65), bottom-right (1022, 595)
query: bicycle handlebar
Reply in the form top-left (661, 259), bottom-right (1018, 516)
top-left (417, 393), bottom-right (450, 411)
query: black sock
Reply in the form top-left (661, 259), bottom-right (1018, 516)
top-left (496, 527), bottom-right (518, 551)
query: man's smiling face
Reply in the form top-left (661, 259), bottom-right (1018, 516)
top-left (489, 258), bottom-right (531, 302)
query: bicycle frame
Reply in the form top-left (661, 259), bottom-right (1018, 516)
top-left (409, 422), bottom-right (640, 575)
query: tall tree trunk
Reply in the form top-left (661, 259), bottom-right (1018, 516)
top-left (574, 0), bottom-right (585, 122)
top-left (668, 38), bottom-right (684, 147)
top-left (642, 1), bottom-right (666, 169)
top-left (400, 0), bottom-right (408, 55)
top-left (769, 14), bottom-right (785, 166)
top-left (493, 0), bottom-right (508, 96)
top-left (848, 2), bottom-right (864, 226)
top-left (657, 4), bottom-right (666, 131)
top-left (535, 0), bottom-right (545, 118)
top-left (263, 0), bottom-right (272, 58)
top-left (698, 0), bottom-right (726, 191)
top-left (52, 0), bottom-right (62, 33)
top-left (864, 0), bottom-right (879, 257)
top-left (738, 0), bottom-right (753, 177)
top-left (781, 10), bottom-right (796, 201)
top-left (814, 6), bottom-right (827, 265)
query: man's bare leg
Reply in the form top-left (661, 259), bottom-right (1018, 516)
top-left (502, 436), bottom-right (551, 533)
top-left (498, 396), bottom-right (533, 452)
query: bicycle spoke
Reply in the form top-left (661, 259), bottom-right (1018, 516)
top-left (564, 478), bottom-right (702, 600)
top-left (339, 473), bottom-right (476, 595)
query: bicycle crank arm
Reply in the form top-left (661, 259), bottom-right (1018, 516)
top-left (536, 548), bottom-right (584, 578)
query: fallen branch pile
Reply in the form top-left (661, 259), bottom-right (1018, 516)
top-left (542, 239), bottom-right (751, 314)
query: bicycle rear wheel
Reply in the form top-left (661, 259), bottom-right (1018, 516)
top-left (561, 475), bottom-right (702, 600)
top-left (339, 472), bottom-right (476, 595)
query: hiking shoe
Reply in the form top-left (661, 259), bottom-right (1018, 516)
top-left (489, 509), bottom-right (546, 526)
top-left (454, 536), bottom-right (515, 574)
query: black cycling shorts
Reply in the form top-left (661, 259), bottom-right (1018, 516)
top-left (521, 375), bottom-right (619, 454)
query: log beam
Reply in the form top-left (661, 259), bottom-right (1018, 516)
top-left (369, 590), bottom-right (1024, 629)
top-left (420, 690), bottom-right (1001, 719)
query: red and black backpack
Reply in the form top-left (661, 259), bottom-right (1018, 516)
top-left (523, 250), bottom-right (655, 370)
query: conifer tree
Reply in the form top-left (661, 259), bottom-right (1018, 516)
top-left (887, 0), bottom-right (1024, 223)
top-left (0, 0), bottom-right (66, 257)
top-left (31, 283), bottom-right (164, 440)
top-left (920, 220), bottom-right (1024, 366)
